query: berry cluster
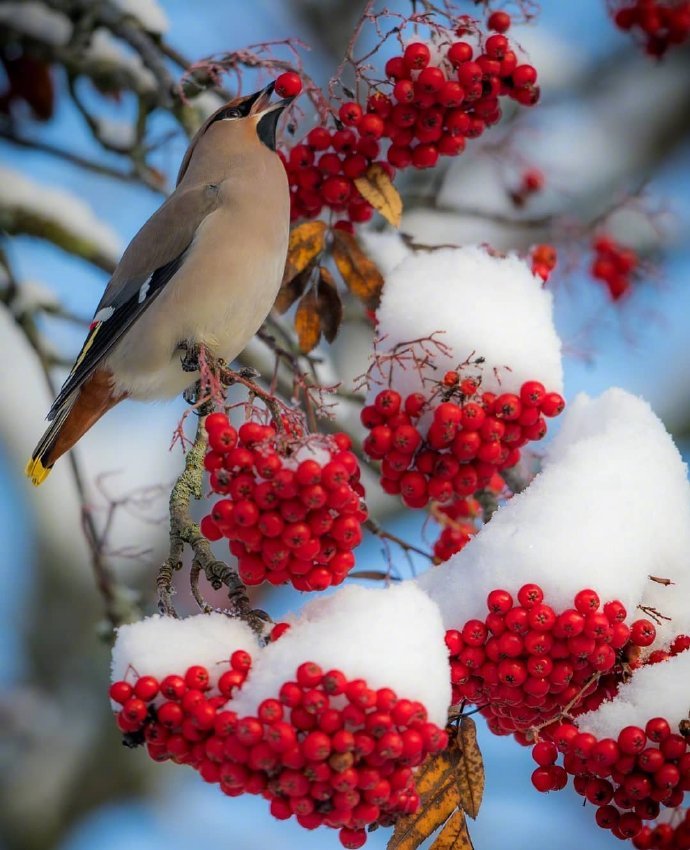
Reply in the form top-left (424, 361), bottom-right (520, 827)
top-left (634, 809), bottom-right (690, 849)
top-left (283, 14), bottom-right (541, 224)
top-left (591, 235), bottom-right (639, 301)
top-left (533, 714), bottom-right (689, 842)
top-left (200, 413), bottom-right (367, 591)
top-left (444, 584), bottom-right (658, 737)
top-left (111, 657), bottom-right (448, 850)
top-left (612, 1), bottom-right (690, 56)
top-left (361, 380), bottom-right (565, 510)
top-left (109, 650), bottom-right (253, 747)
top-left (432, 496), bottom-right (481, 562)
top-left (531, 243), bottom-right (558, 283)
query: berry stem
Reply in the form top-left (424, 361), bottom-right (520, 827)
top-left (363, 517), bottom-right (435, 562)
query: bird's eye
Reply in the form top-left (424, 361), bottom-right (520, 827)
top-left (224, 107), bottom-right (242, 119)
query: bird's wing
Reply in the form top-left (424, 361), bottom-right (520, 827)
top-left (47, 182), bottom-right (222, 420)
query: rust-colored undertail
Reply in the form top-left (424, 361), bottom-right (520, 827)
top-left (26, 369), bottom-right (126, 486)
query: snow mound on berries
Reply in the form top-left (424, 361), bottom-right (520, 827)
top-left (371, 246), bottom-right (562, 399)
top-left (578, 650), bottom-right (690, 739)
top-left (231, 583), bottom-right (451, 725)
top-left (111, 614), bottom-right (259, 691)
top-left (420, 388), bottom-right (690, 637)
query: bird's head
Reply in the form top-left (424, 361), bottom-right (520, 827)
top-left (177, 82), bottom-right (296, 185)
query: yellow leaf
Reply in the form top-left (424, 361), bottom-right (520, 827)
top-left (274, 265), bottom-right (313, 314)
top-left (294, 289), bottom-right (321, 353)
top-left (282, 221), bottom-right (327, 286)
top-left (430, 810), bottom-right (475, 850)
top-left (316, 266), bottom-right (343, 344)
top-left (332, 230), bottom-right (384, 308)
top-left (354, 163), bottom-right (403, 228)
top-left (456, 716), bottom-right (485, 819)
top-left (388, 745), bottom-right (461, 850)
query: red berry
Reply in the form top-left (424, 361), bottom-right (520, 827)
top-left (109, 680), bottom-right (133, 704)
top-left (488, 11), bottom-right (511, 33)
top-left (512, 64), bottom-right (537, 88)
top-left (403, 42), bottom-right (431, 70)
top-left (275, 72), bottom-right (302, 98)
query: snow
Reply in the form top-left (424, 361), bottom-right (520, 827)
top-left (111, 613), bottom-right (260, 701)
top-left (84, 29), bottom-right (157, 93)
top-left (0, 167), bottom-right (121, 266)
top-left (577, 650), bottom-right (690, 739)
top-left (368, 245), bottom-right (563, 401)
top-left (420, 388), bottom-right (690, 645)
top-left (358, 230), bottom-right (412, 277)
top-left (112, 0), bottom-right (169, 34)
top-left (0, 1), bottom-right (72, 45)
top-left (231, 583), bottom-right (451, 726)
top-left (95, 118), bottom-right (136, 151)
top-left (8, 280), bottom-right (61, 316)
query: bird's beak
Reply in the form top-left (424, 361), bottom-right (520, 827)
top-left (249, 81), bottom-right (296, 117)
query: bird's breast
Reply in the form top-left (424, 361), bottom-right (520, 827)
top-left (106, 198), bottom-right (289, 400)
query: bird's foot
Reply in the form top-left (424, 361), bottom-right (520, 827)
top-left (237, 366), bottom-right (260, 380)
top-left (178, 341), bottom-right (201, 373)
top-left (183, 381), bottom-right (201, 406)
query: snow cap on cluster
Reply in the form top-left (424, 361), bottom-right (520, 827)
top-left (370, 246), bottom-right (563, 400)
top-left (232, 583), bottom-right (451, 725)
top-left (577, 650), bottom-right (690, 739)
top-left (111, 613), bottom-right (259, 698)
top-left (420, 388), bottom-right (690, 641)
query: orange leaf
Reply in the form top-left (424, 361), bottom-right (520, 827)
top-left (387, 743), bottom-right (461, 850)
top-left (294, 289), bottom-right (321, 353)
top-left (429, 810), bottom-right (475, 850)
top-left (316, 266), bottom-right (343, 343)
top-left (456, 716), bottom-right (485, 819)
top-left (332, 230), bottom-right (384, 309)
top-left (282, 221), bottom-right (327, 286)
top-left (274, 264), bottom-right (314, 314)
top-left (354, 163), bottom-right (403, 228)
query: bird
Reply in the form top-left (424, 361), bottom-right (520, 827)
top-left (26, 81), bottom-right (295, 486)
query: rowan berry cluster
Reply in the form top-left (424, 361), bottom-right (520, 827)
top-left (200, 413), bottom-right (367, 591)
top-left (534, 712), bottom-right (689, 842)
top-left (110, 655), bottom-right (448, 849)
top-left (444, 584), bottom-right (658, 737)
top-left (612, 0), bottom-right (690, 56)
top-left (591, 234), bottom-right (639, 301)
top-left (361, 380), bottom-right (565, 510)
top-left (283, 13), bottom-right (541, 224)
top-left (431, 496), bottom-right (481, 562)
top-left (633, 808), bottom-right (690, 849)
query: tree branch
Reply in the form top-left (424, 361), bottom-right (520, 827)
top-left (161, 412), bottom-right (270, 635)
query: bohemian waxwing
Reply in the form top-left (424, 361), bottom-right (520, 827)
top-left (26, 81), bottom-right (294, 485)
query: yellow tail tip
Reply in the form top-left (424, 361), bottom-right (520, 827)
top-left (25, 457), bottom-right (51, 486)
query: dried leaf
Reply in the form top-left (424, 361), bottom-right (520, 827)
top-left (316, 266), bottom-right (343, 343)
top-left (274, 264), bottom-right (313, 314)
top-left (294, 289), bottom-right (321, 354)
top-left (430, 811), bottom-right (474, 850)
top-left (388, 745), bottom-right (461, 850)
top-left (456, 716), bottom-right (485, 819)
top-left (332, 230), bottom-right (384, 308)
top-left (354, 162), bottom-right (403, 228)
top-left (282, 221), bottom-right (327, 286)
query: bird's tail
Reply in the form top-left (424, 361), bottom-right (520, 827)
top-left (26, 369), bottom-right (124, 486)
